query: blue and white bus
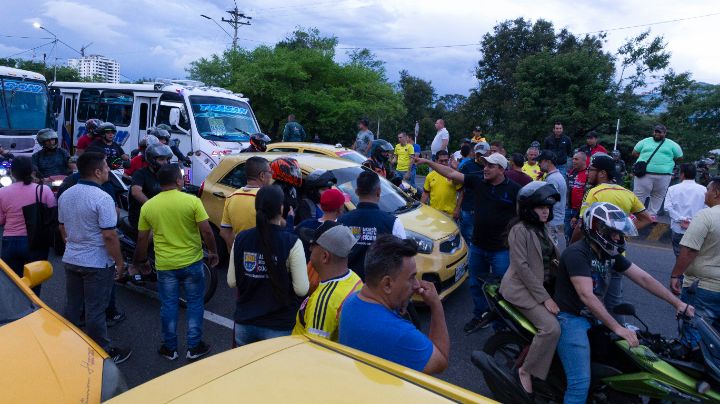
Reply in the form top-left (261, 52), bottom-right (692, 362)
top-left (50, 80), bottom-right (261, 186)
top-left (0, 66), bottom-right (49, 155)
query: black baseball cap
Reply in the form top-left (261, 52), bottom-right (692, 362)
top-left (589, 154), bottom-right (617, 180)
top-left (586, 131), bottom-right (599, 138)
top-left (537, 150), bottom-right (556, 163)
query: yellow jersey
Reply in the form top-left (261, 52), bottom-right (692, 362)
top-left (522, 162), bottom-right (542, 181)
top-left (580, 183), bottom-right (646, 216)
top-left (423, 171), bottom-right (462, 215)
top-left (293, 270), bottom-right (363, 341)
top-left (394, 143), bottom-right (415, 172)
top-left (220, 186), bottom-right (260, 235)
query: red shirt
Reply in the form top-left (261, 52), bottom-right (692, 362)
top-left (124, 154), bottom-right (148, 176)
top-left (569, 169), bottom-right (587, 209)
top-left (585, 144), bottom-right (608, 165)
top-left (76, 135), bottom-right (93, 150)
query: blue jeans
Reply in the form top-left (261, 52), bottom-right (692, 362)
top-left (564, 208), bottom-right (579, 242)
top-left (458, 210), bottom-right (474, 243)
top-left (157, 260), bottom-right (205, 350)
top-left (64, 263), bottom-right (114, 350)
top-left (234, 323), bottom-right (291, 347)
top-left (681, 286), bottom-right (720, 348)
top-left (2, 236), bottom-right (48, 295)
top-left (557, 312), bottom-right (592, 404)
top-left (468, 244), bottom-right (510, 317)
top-left (671, 231), bottom-right (684, 257)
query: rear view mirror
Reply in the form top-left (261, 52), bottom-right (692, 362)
top-left (169, 107), bottom-right (181, 127)
top-left (22, 261), bottom-right (53, 289)
top-left (613, 303), bottom-right (636, 317)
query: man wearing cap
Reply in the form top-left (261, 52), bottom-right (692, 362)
top-left (582, 131), bottom-right (608, 166)
top-left (632, 124), bottom-right (683, 218)
top-left (538, 150), bottom-right (567, 251)
top-left (293, 222), bottom-right (363, 341)
top-left (470, 126), bottom-right (486, 144)
top-left (337, 171), bottom-right (406, 280)
top-left (543, 121), bottom-right (573, 178)
top-left (571, 154), bottom-right (653, 320)
top-left (414, 153), bottom-right (520, 333)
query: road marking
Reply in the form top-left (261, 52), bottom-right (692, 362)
top-left (204, 310), bottom-right (234, 330)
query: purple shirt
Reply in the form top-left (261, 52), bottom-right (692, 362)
top-left (0, 183), bottom-right (56, 236)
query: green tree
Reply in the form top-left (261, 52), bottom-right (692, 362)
top-left (188, 28), bottom-right (405, 145)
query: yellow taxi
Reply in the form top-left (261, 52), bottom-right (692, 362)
top-left (0, 259), bottom-right (127, 403)
top-left (199, 153), bottom-right (468, 301)
top-left (109, 334), bottom-right (494, 403)
top-left (266, 141), bottom-right (368, 164)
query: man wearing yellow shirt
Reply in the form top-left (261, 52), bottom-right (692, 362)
top-left (219, 157), bottom-right (273, 251)
top-left (392, 132), bottom-right (415, 181)
top-left (522, 147), bottom-right (542, 181)
top-left (293, 222), bottom-right (363, 341)
top-left (422, 150), bottom-right (462, 217)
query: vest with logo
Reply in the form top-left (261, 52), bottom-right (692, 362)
top-left (337, 202), bottom-right (397, 280)
top-left (233, 225), bottom-right (300, 329)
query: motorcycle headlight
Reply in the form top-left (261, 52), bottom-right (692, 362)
top-left (0, 168), bottom-right (6, 176)
top-left (406, 230), bottom-right (434, 254)
top-left (0, 176), bottom-right (12, 187)
top-left (51, 179), bottom-right (64, 187)
top-left (100, 358), bottom-right (128, 401)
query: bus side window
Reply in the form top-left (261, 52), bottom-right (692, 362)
top-left (99, 91), bottom-right (133, 127)
top-left (139, 103), bottom-right (148, 130)
top-left (77, 89), bottom-right (100, 122)
top-left (64, 98), bottom-right (72, 122)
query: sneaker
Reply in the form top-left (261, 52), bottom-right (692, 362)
top-left (186, 341), bottom-right (211, 360)
top-left (464, 312), bottom-right (492, 334)
top-left (106, 311), bottom-right (126, 328)
top-left (158, 345), bottom-right (179, 361)
top-left (107, 347), bottom-right (132, 364)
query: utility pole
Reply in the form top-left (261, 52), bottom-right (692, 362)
top-left (221, 0), bottom-right (252, 51)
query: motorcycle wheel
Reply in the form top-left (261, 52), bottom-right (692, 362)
top-left (483, 331), bottom-right (526, 370)
top-left (179, 261), bottom-right (218, 308)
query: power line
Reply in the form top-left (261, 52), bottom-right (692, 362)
top-left (3, 40), bottom-right (56, 58)
top-left (582, 11), bottom-right (720, 34)
top-left (339, 43), bottom-right (478, 50)
top-left (0, 34), bottom-right (53, 40)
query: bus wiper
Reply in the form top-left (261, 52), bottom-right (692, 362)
top-left (234, 127), bottom-right (251, 137)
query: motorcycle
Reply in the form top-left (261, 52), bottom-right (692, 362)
top-left (0, 158), bottom-right (12, 187)
top-left (471, 282), bottom-right (720, 403)
top-left (115, 216), bottom-right (218, 308)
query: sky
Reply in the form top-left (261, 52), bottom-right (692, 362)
top-left (1, 0), bottom-right (719, 95)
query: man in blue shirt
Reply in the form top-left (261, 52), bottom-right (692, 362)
top-left (339, 234), bottom-right (449, 374)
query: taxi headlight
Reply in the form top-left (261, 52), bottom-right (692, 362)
top-left (406, 230), bottom-right (434, 254)
top-left (101, 358), bottom-right (128, 401)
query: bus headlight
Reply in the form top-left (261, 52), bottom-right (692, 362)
top-left (406, 230), bottom-right (434, 254)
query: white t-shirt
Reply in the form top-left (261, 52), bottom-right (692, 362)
top-left (431, 128), bottom-right (449, 155)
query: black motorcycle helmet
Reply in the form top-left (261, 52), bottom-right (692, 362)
top-left (97, 122), bottom-right (117, 140)
top-left (249, 133), bottom-right (271, 152)
top-left (147, 127), bottom-right (171, 144)
top-left (370, 139), bottom-right (393, 163)
top-left (517, 181), bottom-right (560, 225)
top-left (145, 143), bottom-right (173, 170)
top-left (303, 169), bottom-right (337, 203)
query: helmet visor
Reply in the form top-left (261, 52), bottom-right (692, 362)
top-left (605, 210), bottom-right (639, 237)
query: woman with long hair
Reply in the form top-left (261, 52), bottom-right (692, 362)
top-left (0, 156), bottom-right (56, 294)
top-left (499, 181), bottom-right (561, 396)
top-left (227, 185), bottom-right (309, 346)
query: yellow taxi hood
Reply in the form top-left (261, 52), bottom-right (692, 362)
top-left (109, 335), bottom-right (493, 403)
top-left (399, 204), bottom-right (459, 241)
top-left (0, 308), bottom-right (105, 403)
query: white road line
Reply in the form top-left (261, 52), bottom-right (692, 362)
top-left (204, 310), bottom-right (234, 330)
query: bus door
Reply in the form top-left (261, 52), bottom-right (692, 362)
top-left (134, 95), bottom-right (154, 143)
top-left (57, 91), bottom-right (78, 152)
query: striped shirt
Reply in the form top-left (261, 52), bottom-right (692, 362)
top-left (292, 270), bottom-right (363, 341)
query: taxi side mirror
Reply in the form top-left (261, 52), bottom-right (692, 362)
top-left (22, 261), bottom-right (53, 289)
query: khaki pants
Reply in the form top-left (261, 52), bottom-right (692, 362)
top-left (633, 173), bottom-right (672, 216)
top-left (518, 303), bottom-right (561, 380)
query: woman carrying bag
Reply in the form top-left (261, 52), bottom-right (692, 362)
top-left (499, 181), bottom-right (561, 397)
top-left (0, 156), bottom-right (56, 293)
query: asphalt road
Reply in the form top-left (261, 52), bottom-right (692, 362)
top-left (29, 237), bottom-right (680, 400)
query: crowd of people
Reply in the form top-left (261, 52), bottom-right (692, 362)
top-left (1, 114), bottom-right (718, 404)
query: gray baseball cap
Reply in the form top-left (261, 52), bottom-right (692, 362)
top-left (310, 222), bottom-right (357, 258)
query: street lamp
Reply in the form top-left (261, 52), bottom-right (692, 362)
top-left (200, 14), bottom-right (233, 42)
top-left (32, 22), bottom-right (59, 82)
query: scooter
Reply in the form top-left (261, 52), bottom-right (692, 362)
top-left (115, 216), bottom-right (218, 307)
top-left (471, 282), bottom-right (720, 403)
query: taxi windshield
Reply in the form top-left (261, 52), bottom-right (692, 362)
top-left (0, 270), bottom-right (36, 327)
top-left (330, 166), bottom-right (418, 214)
top-left (190, 96), bottom-right (259, 142)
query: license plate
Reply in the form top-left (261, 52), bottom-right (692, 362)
top-left (455, 263), bottom-right (467, 283)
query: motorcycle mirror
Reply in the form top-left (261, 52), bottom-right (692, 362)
top-left (613, 303), bottom-right (636, 316)
top-left (186, 151), bottom-right (194, 157)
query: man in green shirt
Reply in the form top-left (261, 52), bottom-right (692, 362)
top-left (134, 164), bottom-right (219, 361)
top-left (632, 124), bottom-right (683, 217)
top-left (281, 114), bottom-right (307, 142)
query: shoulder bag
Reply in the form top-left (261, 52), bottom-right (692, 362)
top-left (22, 184), bottom-right (58, 250)
top-left (632, 139), bottom-right (665, 178)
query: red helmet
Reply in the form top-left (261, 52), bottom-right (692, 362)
top-left (270, 157), bottom-right (302, 188)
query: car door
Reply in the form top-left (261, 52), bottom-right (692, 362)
top-left (201, 162), bottom-right (248, 227)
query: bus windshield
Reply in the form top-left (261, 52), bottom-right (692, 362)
top-left (0, 78), bottom-right (48, 131)
top-left (189, 96), bottom-right (259, 142)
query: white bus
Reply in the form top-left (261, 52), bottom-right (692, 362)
top-left (50, 80), bottom-right (261, 186)
top-left (0, 66), bottom-right (49, 155)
